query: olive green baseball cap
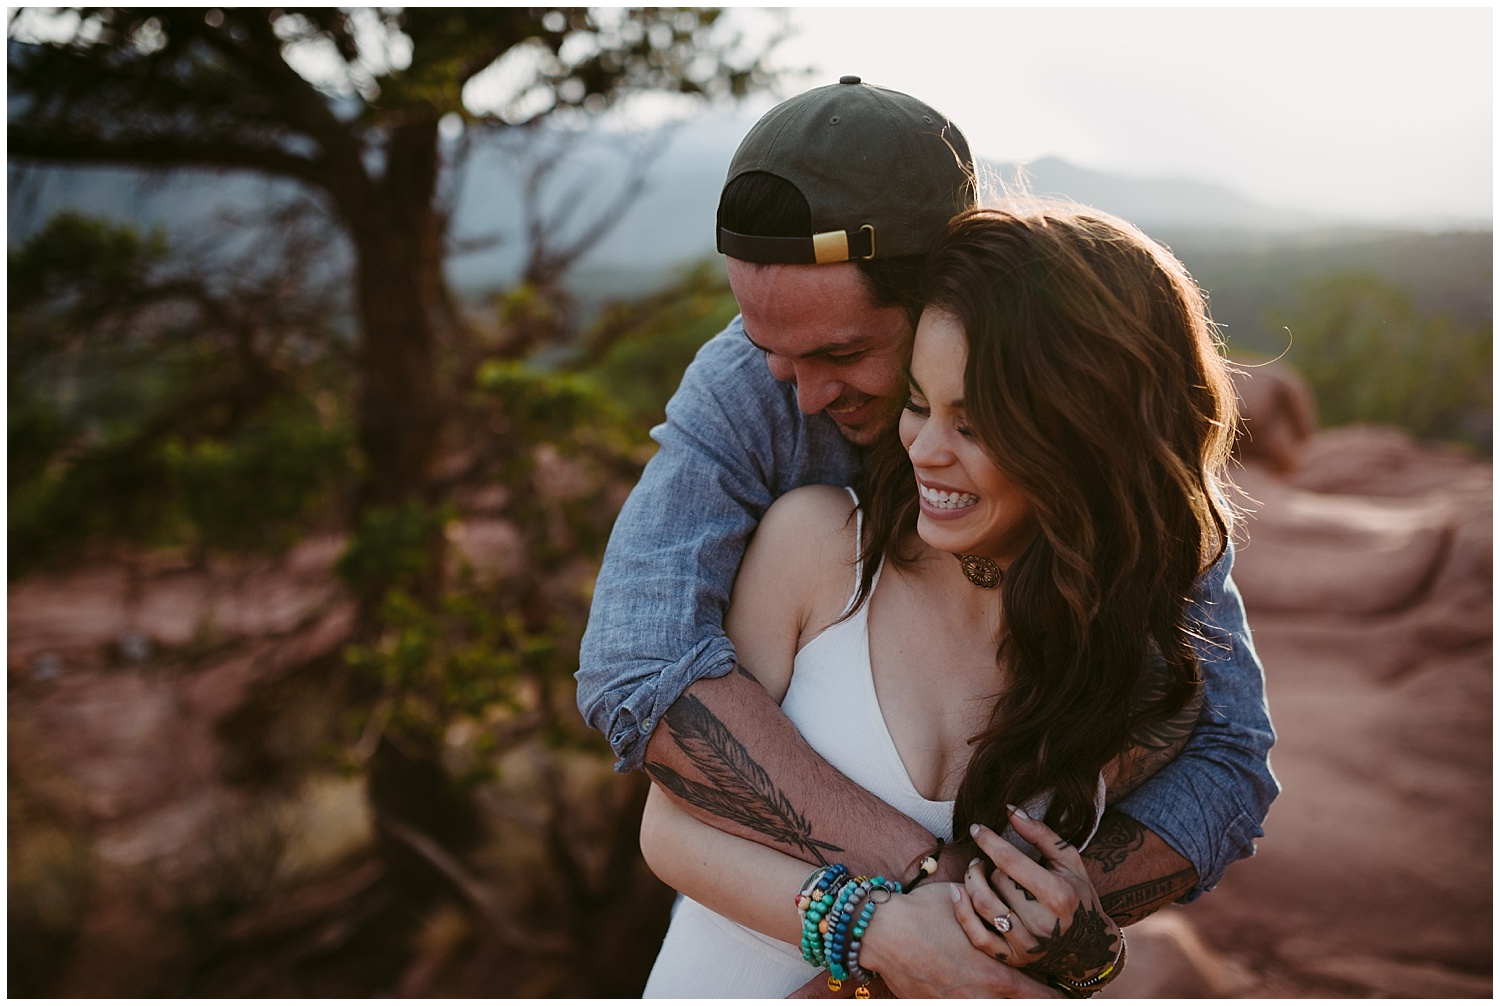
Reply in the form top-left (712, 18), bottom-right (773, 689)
top-left (717, 75), bottom-right (975, 265)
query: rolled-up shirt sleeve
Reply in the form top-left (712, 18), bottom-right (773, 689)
top-left (576, 318), bottom-right (860, 771)
top-left (1115, 537), bottom-right (1280, 899)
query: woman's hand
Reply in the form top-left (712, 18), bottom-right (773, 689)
top-left (850, 882), bottom-right (1057, 998)
top-left (951, 805), bottom-right (1121, 985)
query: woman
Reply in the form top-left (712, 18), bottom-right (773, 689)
top-left (639, 205), bottom-right (1237, 997)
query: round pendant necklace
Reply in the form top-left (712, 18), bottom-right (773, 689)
top-left (956, 553), bottom-right (1002, 589)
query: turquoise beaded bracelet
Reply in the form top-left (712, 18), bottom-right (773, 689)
top-left (825, 876), bottom-right (873, 981)
top-left (797, 865), bottom-right (848, 967)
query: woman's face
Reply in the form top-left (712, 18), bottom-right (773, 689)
top-left (899, 309), bottom-right (1037, 567)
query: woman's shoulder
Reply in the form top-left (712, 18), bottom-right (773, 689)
top-left (756, 485), bottom-right (860, 562)
top-left (765, 483), bottom-right (858, 523)
top-left (728, 486), bottom-right (862, 696)
top-left (743, 485), bottom-right (861, 621)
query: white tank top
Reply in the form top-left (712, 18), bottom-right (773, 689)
top-left (782, 489), bottom-right (1103, 847)
top-left (642, 491), bottom-right (1103, 998)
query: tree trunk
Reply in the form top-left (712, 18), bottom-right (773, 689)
top-left (345, 117), bottom-right (446, 514)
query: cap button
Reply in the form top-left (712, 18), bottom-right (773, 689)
top-left (838, 75), bottom-right (862, 85)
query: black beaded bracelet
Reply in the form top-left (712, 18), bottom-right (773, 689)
top-left (1047, 978), bottom-right (1095, 998)
top-left (1047, 934), bottom-right (1127, 998)
top-left (902, 839), bottom-right (944, 889)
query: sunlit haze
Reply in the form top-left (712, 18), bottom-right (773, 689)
top-left (8, 7), bottom-right (1491, 231)
top-left (730, 7), bottom-right (1493, 226)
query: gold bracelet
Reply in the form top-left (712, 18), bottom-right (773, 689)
top-left (1050, 933), bottom-right (1127, 995)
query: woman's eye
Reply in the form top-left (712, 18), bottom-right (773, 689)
top-left (957, 423), bottom-right (977, 439)
top-left (903, 398), bottom-right (929, 416)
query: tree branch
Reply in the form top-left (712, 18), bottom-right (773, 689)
top-left (7, 127), bottom-right (330, 189)
top-left (380, 815), bottom-right (568, 954)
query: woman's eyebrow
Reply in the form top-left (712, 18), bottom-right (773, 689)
top-left (903, 369), bottom-right (963, 407)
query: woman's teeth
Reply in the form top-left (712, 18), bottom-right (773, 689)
top-left (920, 485), bottom-right (978, 510)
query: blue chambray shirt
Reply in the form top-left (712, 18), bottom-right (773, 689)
top-left (575, 316), bottom-right (1279, 900)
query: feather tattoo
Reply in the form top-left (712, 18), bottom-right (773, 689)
top-left (648, 693), bottom-right (842, 863)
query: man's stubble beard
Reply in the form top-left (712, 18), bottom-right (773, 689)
top-left (832, 400), bottom-right (902, 448)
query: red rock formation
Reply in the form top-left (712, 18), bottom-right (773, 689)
top-left (1103, 383), bottom-right (1492, 996)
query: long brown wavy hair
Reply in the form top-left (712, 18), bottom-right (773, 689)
top-left (853, 206), bottom-right (1238, 844)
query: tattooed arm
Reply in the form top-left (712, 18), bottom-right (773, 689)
top-left (1086, 655), bottom-right (1205, 923)
top-left (642, 782), bottom-right (1056, 997)
top-left (644, 668), bottom-right (940, 878)
top-left (643, 485), bottom-right (942, 881)
top-left (1084, 811), bottom-right (1199, 926)
top-left (1103, 653), bottom-right (1205, 802)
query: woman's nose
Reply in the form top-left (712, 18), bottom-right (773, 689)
top-left (906, 420), bottom-right (952, 466)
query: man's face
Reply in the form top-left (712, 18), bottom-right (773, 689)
top-left (726, 258), bottom-right (914, 447)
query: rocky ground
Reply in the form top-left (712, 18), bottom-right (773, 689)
top-left (9, 416), bottom-right (1492, 996)
top-left (1104, 422), bottom-right (1492, 998)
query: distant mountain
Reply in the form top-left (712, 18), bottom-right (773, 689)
top-left (6, 113), bottom-right (1484, 303)
top-left (985, 155), bottom-right (1324, 233)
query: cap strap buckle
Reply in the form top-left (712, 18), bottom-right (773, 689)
top-left (812, 225), bottom-right (876, 264)
top-left (812, 229), bottom-right (848, 264)
top-left (719, 224), bottom-right (875, 265)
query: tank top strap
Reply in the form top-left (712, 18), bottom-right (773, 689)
top-left (838, 486), bottom-right (879, 620)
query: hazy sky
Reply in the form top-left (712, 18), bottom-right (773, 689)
top-left (10, 7), bottom-right (1491, 227)
top-left (735, 7), bottom-right (1492, 225)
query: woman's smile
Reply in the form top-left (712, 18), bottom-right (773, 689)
top-left (917, 481), bottom-right (980, 514)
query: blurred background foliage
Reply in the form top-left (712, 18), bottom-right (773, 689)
top-left (1271, 273), bottom-right (1491, 446)
top-left (1171, 229), bottom-right (1492, 452)
top-left (5, 5), bottom-right (1490, 999)
top-left (8, 6), bottom-right (768, 997)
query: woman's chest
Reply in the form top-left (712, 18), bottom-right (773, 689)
top-left (866, 585), bottom-right (1006, 802)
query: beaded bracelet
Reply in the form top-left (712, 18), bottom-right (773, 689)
top-left (843, 876), bottom-right (899, 994)
top-left (819, 875), bottom-right (860, 991)
top-left (901, 839), bottom-right (944, 889)
top-left (825, 875), bottom-right (873, 982)
top-left (1048, 933), bottom-right (1127, 998)
top-left (797, 865), bottom-right (849, 967)
top-left (831, 876), bottom-right (876, 981)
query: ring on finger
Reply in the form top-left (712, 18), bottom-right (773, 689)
top-left (992, 912), bottom-right (1014, 934)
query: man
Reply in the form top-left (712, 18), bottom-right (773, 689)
top-left (577, 78), bottom-right (1277, 995)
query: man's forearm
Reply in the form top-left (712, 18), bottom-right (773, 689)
top-left (642, 665), bottom-right (939, 880)
top-left (1082, 811), bottom-right (1199, 926)
top-left (645, 670), bottom-right (1200, 916)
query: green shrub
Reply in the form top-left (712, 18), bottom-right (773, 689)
top-left (8, 213), bottom-right (352, 574)
top-left (583, 261), bottom-right (740, 426)
top-left (1275, 273), bottom-right (1491, 451)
